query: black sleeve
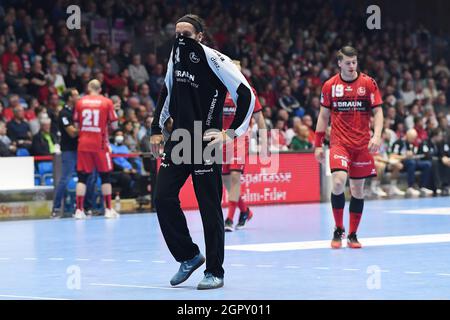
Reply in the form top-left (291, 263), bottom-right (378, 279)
top-left (151, 49), bottom-right (173, 136)
top-left (151, 86), bottom-right (167, 135)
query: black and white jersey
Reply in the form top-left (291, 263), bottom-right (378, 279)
top-left (151, 36), bottom-right (255, 140)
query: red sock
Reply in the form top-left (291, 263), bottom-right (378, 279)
top-left (227, 201), bottom-right (238, 221)
top-left (76, 196), bottom-right (84, 211)
top-left (237, 196), bottom-right (247, 212)
top-left (349, 213), bottom-right (362, 234)
top-left (332, 208), bottom-right (344, 229)
top-left (104, 194), bottom-right (112, 210)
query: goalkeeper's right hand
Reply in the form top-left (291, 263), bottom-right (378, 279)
top-left (150, 134), bottom-right (164, 158)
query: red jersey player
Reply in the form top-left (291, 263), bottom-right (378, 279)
top-left (222, 60), bottom-right (266, 232)
top-left (73, 79), bottom-right (119, 219)
top-left (314, 46), bottom-right (384, 248)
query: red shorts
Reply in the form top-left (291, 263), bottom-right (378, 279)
top-left (329, 145), bottom-right (377, 179)
top-left (77, 150), bottom-right (113, 173)
top-left (222, 136), bottom-right (248, 175)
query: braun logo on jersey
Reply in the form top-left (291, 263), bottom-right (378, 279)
top-left (332, 100), bottom-right (369, 112)
top-left (175, 70), bottom-right (195, 81)
top-left (175, 70), bottom-right (199, 88)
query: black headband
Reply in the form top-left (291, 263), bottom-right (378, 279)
top-left (176, 16), bottom-right (203, 33)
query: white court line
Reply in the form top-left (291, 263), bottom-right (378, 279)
top-left (0, 294), bottom-right (70, 300)
top-left (314, 267), bottom-right (330, 270)
top-left (256, 265), bottom-right (273, 268)
top-left (101, 259), bottom-right (116, 262)
top-left (380, 270), bottom-right (390, 273)
top-left (388, 207), bottom-right (450, 215)
top-left (436, 273), bottom-right (450, 277)
top-left (48, 258), bottom-right (64, 261)
top-left (75, 258), bottom-right (90, 261)
top-left (230, 264), bottom-right (246, 267)
top-left (284, 266), bottom-right (300, 269)
top-left (343, 268), bottom-right (360, 271)
top-left (89, 283), bottom-right (189, 291)
top-left (151, 260), bottom-right (167, 264)
top-left (0, 258), bottom-right (10, 261)
top-left (225, 233), bottom-right (450, 252)
top-left (404, 271), bottom-right (422, 274)
top-left (127, 260), bottom-right (142, 263)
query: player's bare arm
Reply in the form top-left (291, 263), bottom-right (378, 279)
top-left (314, 106), bottom-right (331, 163)
top-left (368, 107), bottom-right (384, 154)
top-left (254, 111), bottom-right (268, 157)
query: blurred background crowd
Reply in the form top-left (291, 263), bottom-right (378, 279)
top-left (0, 0), bottom-right (449, 197)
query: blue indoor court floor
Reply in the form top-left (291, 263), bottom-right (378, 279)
top-left (1, 197), bottom-right (450, 300)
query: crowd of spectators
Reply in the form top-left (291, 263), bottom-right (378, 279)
top-left (0, 0), bottom-right (449, 196)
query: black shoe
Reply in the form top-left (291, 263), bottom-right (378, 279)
top-left (224, 218), bottom-right (234, 232)
top-left (170, 253), bottom-right (205, 286)
top-left (235, 208), bottom-right (253, 230)
top-left (331, 227), bottom-right (345, 249)
top-left (347, 232), bottom-right (362, 249)
top-left (197, 272), bottom-right (224, 290)
top-left (51, 209), bottom-right (61, 219)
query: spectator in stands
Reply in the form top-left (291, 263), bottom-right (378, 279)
top-left (111, 129), bottom-right (141, 198)
top-left (77, 53), bottom-right (92, 76)
top-left (423, 78), bottom-right (439, 101)
top-left (260, 82), bottom-right (277, 109)
top-left (372, 129), bottom-right (405, 197)
top-left (19, 42), bottom-right (34, 74)
top-left (301, 114), bottom-right (315, 144)
top-left (1, 42), bottom-right (22, 73)
top-left (128, 54), bottom-right (149, 87)
top-left (0, 120), bottom-right (16, 156)
top-left (148, 63), bottom-right (164, 101)
top-left (0, 83), bottom-right (9, 107)
top-left (270, 118), bottom-right (288, 152)
top-left (434, 93), bottom-right (447, 117)
top-left (405, 103), bottom-right (421, 130)
top-left (278, 86), bottom-right (302, 115)
top-left (122, 120), bottom-right (139, 152)
top-left (400, 81), bottom-right (416, 107)
top-left (138, 115), bottom-right (153, 142)
top-left (391, 129), bottom-right (433, 197)
top-left (5, 61), bottom-right (28, 96)
top-left (114, 41), bottom-right (132, 71)
top-left (0, 101), bottom-right (5, 122)
top-left (414, 116), bottom-right (428, 145)
top-left (64, 62), bottom-right (83, 93)
top-left (419, 128), bottom-right (450, 195)
top-left (31, 116), bottom-right (58, 156)
top-left (27, 60), bottom-right (49, 103)
top-left (262, 106), bottom-right (273, 130)
top-left (7, 104), bottom-right (32, 153)
top-left (47, 62), bottom-right (66, 95)
top-left (285, 117), bottom-right (301, 146)
top-left (290, 123), bottom-right (312, 151)
top-left (144, 53), bottom-right (157, 75)
top-left (46, 93), bottom-right (61, 136)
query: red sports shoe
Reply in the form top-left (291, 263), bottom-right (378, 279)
top-left (347, 232), bottom-right (362, 249)
top-left (331, 227), bottom-right (345, 249)
top-left (235, 208), bottom-right (253, 230)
